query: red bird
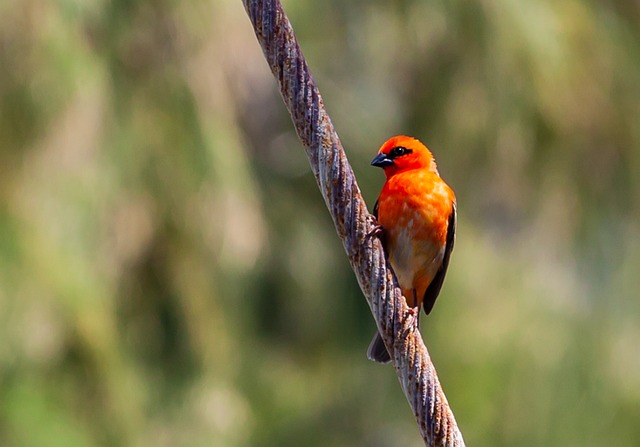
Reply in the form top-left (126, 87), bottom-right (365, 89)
top-left (368, 135), bottom-right (456, 363)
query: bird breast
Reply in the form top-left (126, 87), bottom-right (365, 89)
top-left (377, 171), bottom-right (452, 291)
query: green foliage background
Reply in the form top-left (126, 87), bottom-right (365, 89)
top-left (1, 0), bottom-right (639, 446)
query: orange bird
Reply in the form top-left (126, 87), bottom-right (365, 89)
top-left (368, 135), bottom-right (456, 363)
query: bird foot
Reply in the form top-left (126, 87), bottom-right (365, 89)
top-left (406, 306), bottom-right (420, 330)
top-left (366, 215), bottom-right (384, 240)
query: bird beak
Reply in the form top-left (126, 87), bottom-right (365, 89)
top-left (371, 153), bottom-right (394, 167)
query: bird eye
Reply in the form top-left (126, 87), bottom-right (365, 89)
top-left (389, 146), bottom-right (411, 158)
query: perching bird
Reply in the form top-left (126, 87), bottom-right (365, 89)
top-left (368, 135), bottom-right (456, 363)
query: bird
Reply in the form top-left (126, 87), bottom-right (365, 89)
top-left (367, 135), bottom-right (456, 363)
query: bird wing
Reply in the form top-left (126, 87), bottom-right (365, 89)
top-left (422, 202), bottom-right (456, 315)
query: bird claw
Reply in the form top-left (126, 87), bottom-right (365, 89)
top-left (406, 306), bottom-right (420, 329)
top-left (366, 215), bottom-right (384, 240)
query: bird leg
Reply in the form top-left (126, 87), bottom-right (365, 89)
top-left (366, 214), bottom-right (384, 239)
top-left (406, 289), bottom-right (420, 330)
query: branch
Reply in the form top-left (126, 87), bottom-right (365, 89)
top-left (241, 1), bottom-right (465, 445)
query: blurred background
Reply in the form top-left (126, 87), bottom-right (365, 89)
top-left (1, 0), bottom-right (639, 446)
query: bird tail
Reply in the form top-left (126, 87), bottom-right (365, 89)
top-left (367, 331), bottom-right (391, 363)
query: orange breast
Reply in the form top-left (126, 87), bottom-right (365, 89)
top-left (377, 169), bottom-right (454, 304)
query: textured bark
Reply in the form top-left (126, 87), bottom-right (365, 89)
top-left (241, 1), bottom-right (465, 445)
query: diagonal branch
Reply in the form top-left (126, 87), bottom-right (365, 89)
top-left (241, 1), bottom-right (465, 445)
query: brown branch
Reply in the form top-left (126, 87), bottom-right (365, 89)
top-left (241, 1), bottom-right (465, 445)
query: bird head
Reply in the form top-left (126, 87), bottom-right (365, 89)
top-left (371, 135), bottom-right (437, 177)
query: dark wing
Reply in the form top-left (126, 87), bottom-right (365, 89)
top-left (422, 202), bottom-right (456, 315)
top-left (373, 199), bottom-right (379, 219)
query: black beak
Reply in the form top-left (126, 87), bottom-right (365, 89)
top-left (371, 153), bottom-right (394, 167)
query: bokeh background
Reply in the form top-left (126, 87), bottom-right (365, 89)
top-left (1, 0), bottom-right (639, 446)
